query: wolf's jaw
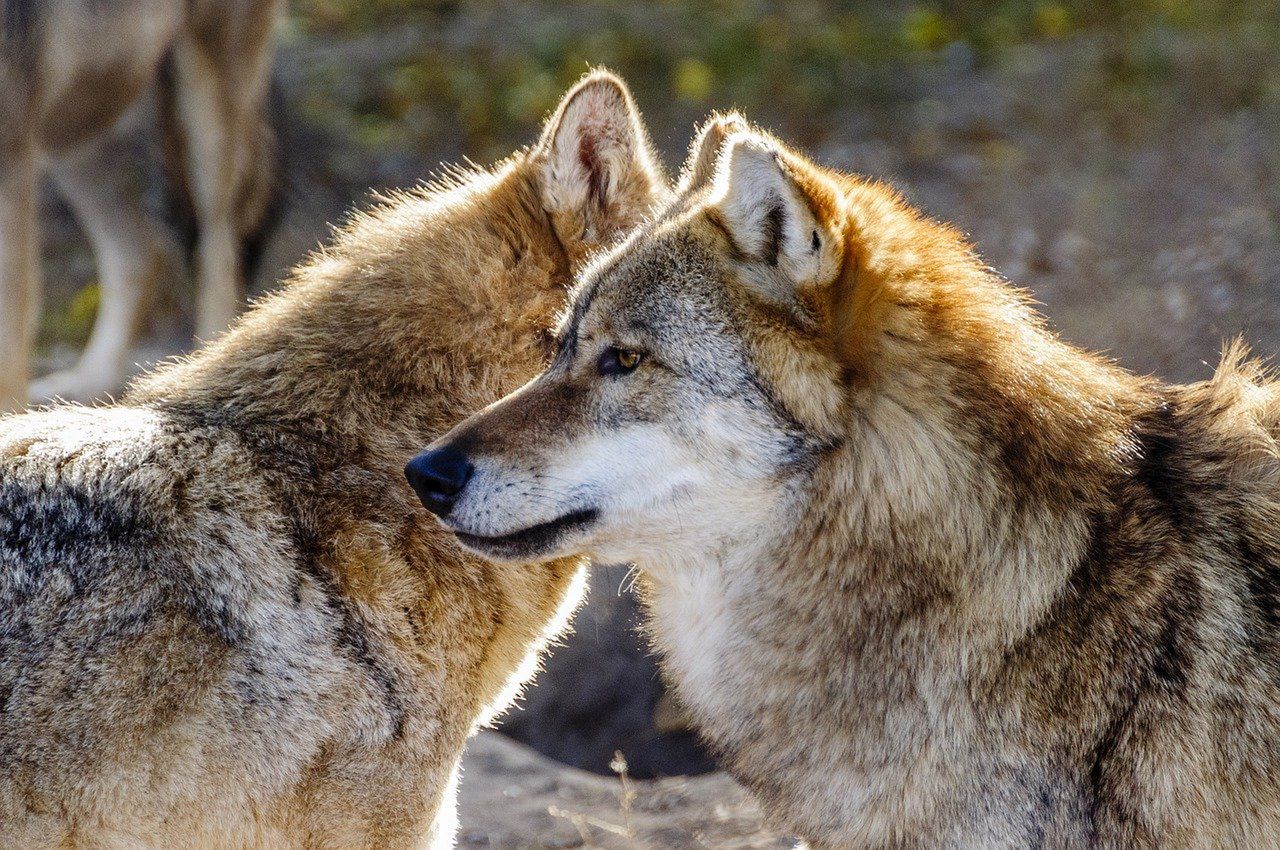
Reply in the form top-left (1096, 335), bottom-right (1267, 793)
top-left (451, 508), bottom-right (599, 561)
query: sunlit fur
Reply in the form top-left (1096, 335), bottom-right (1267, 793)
top-left (431, 118), bottom-right (1280, 848)
top-left (0, 71), bottom-right (665, 848)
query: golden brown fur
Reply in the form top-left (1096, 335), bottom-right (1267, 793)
top-left (416, 118), bottom-right (1280, 848)
top-left (0, 71), bottom-right (665, 848)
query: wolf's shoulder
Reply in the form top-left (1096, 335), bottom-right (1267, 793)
top-left (1, 404), bottom-right (258, 536)
top-left (1, 406), bottom-right (176, 553)
top-left (0, 404), bottom-right (394, 794)
top-left (0, 404), bottom-right (291, 612)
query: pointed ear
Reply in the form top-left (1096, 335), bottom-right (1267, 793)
top-left (677, 111), bottom-right (749, 195)
top-left (535, 70), bottom-right (664, 256)
top-left (709, 133), bottom-right (845, 294)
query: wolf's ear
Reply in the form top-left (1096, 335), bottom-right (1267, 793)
top-left (677, 111), bottom-right (749, 195)
top-left (536, 70), bottom-right (663, 255)
top-left (709, 133), bottom-right (844, 295)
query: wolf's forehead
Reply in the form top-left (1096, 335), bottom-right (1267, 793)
top-left (558, 227), bottom-right (726, 341)
top-left (613, 229), bottom-right (722, 294)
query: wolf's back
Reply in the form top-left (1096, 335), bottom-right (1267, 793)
top-left (0, 405), bottom-right (362, 843)
top-left (0, 407), bottom-right (227, 759)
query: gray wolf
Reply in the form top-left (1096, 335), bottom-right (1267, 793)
top-left (411, 118), bottom-right (1280, 848)
top-left (0, 0), bottom-right (284, 412)
top-left (0, 71), bottom-right (665, 848)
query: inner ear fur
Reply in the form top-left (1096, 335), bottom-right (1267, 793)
top-left (535, 70), bottom-right (664, 258)
top-left (709, 131), bottom-right (846, 297)
top-left (677, 111), bottom-right (749, 196)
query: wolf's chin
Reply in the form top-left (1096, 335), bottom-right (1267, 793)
top-left (450, 508), bottom-right (599, 561)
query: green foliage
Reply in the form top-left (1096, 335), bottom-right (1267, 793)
top-left (289, 0), bottom-right (1279, 159)
top-left (40, 282), bottom-right (98, 351)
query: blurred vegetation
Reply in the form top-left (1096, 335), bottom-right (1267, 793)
top-left (288, 0), bottom-right (1280, 159)
top-left (40, 282), bottom-right (98, 351)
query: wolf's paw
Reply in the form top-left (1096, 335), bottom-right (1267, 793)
top-left (29, 364), bottom-right (125, 406)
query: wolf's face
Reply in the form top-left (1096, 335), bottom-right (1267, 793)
top-left (410, 123), bottom-right (861, 565)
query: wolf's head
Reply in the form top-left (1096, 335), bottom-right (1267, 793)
top-left (404, 120), bottom-right (845, 564)
top-left (408, 120), bottom-right (1133, 568)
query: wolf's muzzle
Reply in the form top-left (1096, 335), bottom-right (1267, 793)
top-left (405, 445), bottom-right (473, 517)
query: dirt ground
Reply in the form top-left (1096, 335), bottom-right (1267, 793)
top-left (457, 731), bottom-right (792, 849)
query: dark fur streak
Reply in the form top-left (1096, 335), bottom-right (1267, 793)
top-left (188, 590), bottom-right (247, 647)
top-left (1150, 568), bottom-right (1201, 691)
top-left (1131, 399), bottom-right (1197, 529)
top-left (288, 518), bottom-right (407, 740)
top-left (1031, 787), bottom-right (1054, 848)
top-left (559, 277), bottom-right (602, 362)
top-left (710, 298), bottom-right (824, 468)
top-left (0, 479), bottom-right (153, 572)
top-left (1237, 529), bottom-right (1280, 655)
top-left (579, 134), bottom-right (608, 211)
top-left (738, 369), bottom-right (827, 470)
top-left (761, 199), bottom-right (784, 267)
top-left (1084, 683), bottom-right (1137, 845)
top-left (701, 208), bottom-right (751, 264)
top-left (1072, 512), bottom-right (1203, 839)
top-left (0, 474), bottom-right (247, 650)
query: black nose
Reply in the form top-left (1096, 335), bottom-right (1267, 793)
top-left (404, 445), bottom-right (473, 517)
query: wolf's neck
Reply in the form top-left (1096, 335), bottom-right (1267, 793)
top-left (643, 438), bottom-right (1099, 685)
top-left (128, 197), bottom-right (562, 474)
top-left (796, 354), bottom-right (1143, 653)
top-left (638, 501), bottom-right (799, 726)
top-left (643, 340), bottom-right (1144, 783)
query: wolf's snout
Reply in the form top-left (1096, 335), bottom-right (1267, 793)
top-left (405, 445), bottom-right (473, 517)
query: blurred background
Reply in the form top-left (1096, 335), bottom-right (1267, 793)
top-left (34, 0), bottom-right (1280, 778)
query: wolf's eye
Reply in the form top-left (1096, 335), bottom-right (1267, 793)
top-left (599, 346), bottom-right (643, 376)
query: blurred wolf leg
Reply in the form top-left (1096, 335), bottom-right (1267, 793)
top-left (171, 0), bottom-right (282, 341)
top-left (0, 150), bottom-right (39, 413)
top-left (31, 134), bottom-right (173, 403)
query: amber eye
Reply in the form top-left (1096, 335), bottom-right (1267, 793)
top-left (598, 346), bottom-right (643, 376)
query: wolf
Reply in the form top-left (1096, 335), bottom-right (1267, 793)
top-left (409, 117), bottom-right (1280, 848)
top-left (0, 0), bottom-right (284, 412)
top-left (0, 71), bottom-right (666, 848)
